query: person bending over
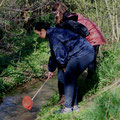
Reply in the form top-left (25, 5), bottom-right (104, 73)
top-left (52, 2), bottom-right (107, 105)
top-left (34, 22), bottom-right (95, 114)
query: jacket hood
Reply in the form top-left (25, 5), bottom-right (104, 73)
top-left (46, 27), bottom-right (55, 38)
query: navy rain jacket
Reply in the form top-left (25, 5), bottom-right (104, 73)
top-left (46, 27), bottom-right (94, 72)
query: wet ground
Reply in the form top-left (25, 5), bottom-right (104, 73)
top-left (0, 77), bottom-right (57, 120)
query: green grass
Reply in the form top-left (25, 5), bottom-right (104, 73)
top-left (36, 42), bottom-right (120, 120)
top-left (0, 0), bottom-right (120, 118)
top-left (85, 86), bottom-right (120, 120)
top-left (0, 33), bottom-right (50, 98)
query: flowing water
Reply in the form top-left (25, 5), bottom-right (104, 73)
top-left (0, 77), bottom-right (57, 120)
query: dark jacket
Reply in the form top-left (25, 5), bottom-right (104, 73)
top-left (62, 11), bottom-right (106, 46)
top-left (47, 27), bottom-right (94, 72)
top-left (56, 11), bottom-right (90, 38)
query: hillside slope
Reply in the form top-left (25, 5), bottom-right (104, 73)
top-left (36, 42), bottom-right (120, 120)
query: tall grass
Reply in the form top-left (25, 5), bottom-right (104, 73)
top-left (80, 85), bottom-right (120, 120)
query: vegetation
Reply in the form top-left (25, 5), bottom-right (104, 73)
top-left (0, 0), bottom-right (120, 119)
top-left (0, 34), bottom-right (50, 97)
top-left (36, 42), bottom-right (120, 120)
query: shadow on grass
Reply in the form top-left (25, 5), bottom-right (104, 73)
top-left (77, 71), bottom-right (100, 102)
top-left (0, 35), bottom-right (48, 75)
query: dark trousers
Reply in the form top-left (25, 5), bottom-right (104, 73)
top-left (57, 69), bottom-right (64, 97)
top-left (57, 45), bottom-right (99, 98)
top-left (87, 45), bottom-right (99, 78)
top-left (58, 52), bottom-right (95, 108)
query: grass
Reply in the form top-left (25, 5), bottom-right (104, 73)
top-left (36, 42), bottom-right (120, 120)
top-left (0, 33), bottom-right (50, 98)
top-left (86, 86), bottom-right (120, 120)
top-left (0, 0), bottom-right (120, 118)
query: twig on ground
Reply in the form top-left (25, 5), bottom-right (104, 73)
top-left (89, 79), bottom-right (120, 100)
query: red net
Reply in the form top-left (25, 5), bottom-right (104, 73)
top-left (22, 96), bottom-right (33, 110)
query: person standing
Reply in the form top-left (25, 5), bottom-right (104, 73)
top-left (52, 2), bottom-right (107, 105)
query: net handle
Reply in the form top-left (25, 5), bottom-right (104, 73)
top-left (31, 78), bottom-right (49, 101)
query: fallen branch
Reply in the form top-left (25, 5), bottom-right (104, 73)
top-left (0, 0), bottom-right (5, 7)
top-left (89, 79), bottom-right (120, 100)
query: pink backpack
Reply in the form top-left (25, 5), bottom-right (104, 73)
top-left (76, 13), bottom-right (106, 46)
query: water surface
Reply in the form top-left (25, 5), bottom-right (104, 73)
top-left (0, 77), bottom-right (57, 120)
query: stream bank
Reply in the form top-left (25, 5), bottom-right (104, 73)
top-left (0, 77), bottom-right (57, 120)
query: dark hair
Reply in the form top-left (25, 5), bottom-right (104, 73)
top-left (52, 2), bottom-right (68, 24)
top-left (34, 22), bottom-right (50, 31)
top-left (52, 2), bottom-right (67, 13)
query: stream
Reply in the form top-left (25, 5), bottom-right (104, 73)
top-left (0, 77), bottom-right (57, 120)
